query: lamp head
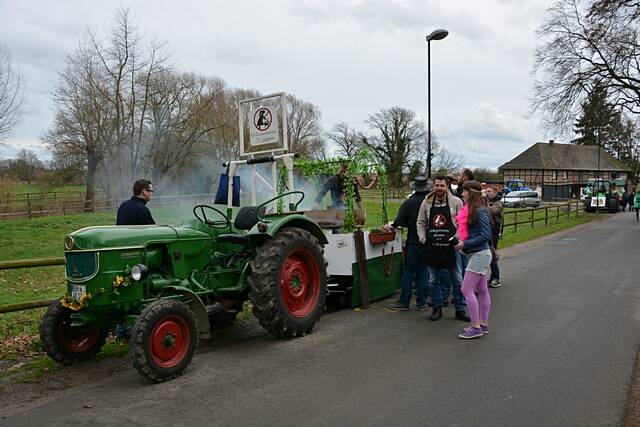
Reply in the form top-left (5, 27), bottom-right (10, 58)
top-left (426, 29), bottom-right (449, 42)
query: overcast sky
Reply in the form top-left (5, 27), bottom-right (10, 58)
top-left (0, 0), bottom-right (557, 169)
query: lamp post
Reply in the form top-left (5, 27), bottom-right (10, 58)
top-left (426, 28), bottom-right (448, 179)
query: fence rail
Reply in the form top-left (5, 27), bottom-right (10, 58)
top-left (0, 193), bottom-right (214, 220)
top-left (501, 200), bottom-right (582, 234)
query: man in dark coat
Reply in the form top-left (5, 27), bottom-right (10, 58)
top-left (314, 163), bottom-right (362, 210)
top-left (385, 176), bottom-right (431, 311)
top-left (116, 179), bottom-right (155, 225)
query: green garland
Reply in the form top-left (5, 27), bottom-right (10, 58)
top-left (277, 164), bottom-right (288, 213)
top-left (293, 149), bottom-right (388, 232)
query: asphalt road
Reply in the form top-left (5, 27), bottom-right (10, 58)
top-left (3, 212), bottom-right (640, 426)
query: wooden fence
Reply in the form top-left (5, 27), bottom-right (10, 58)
top-left (501, 200), bottom-right (583, 234)
top-left (0, 193), bottom-right (214, 220)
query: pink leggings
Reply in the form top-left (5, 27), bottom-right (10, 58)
top-left (461, 271), bottom-right (491, 324)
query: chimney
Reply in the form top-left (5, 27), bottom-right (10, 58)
top-left (549, 139), bottom-right (554, 145)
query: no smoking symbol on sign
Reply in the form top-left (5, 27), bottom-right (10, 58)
top-left (253, 108), bottom-right (272, 132)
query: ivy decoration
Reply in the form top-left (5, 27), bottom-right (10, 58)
top-left (292, 151), bottom-right (388, 233)
top-left (277, 163), bottom-right (288, 213)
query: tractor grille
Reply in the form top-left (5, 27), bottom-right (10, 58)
top-left (65, 251), bottom-right (99, 283)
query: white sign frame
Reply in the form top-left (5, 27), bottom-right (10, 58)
top-left (238, 92), bottom-right (288, 157)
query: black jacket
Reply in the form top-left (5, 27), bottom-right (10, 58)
top-left (315, 174), bottom-right (361, 207)
top-left (392, 191), bottom-right (427, 245)
top-left (116, 197), bottom-right (155, 225)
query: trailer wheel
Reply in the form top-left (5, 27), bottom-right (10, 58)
top-left (249, 227), bottom-right (327, 338)
top-left (130, 299), bottom-right (198, 382)
top-left (40, 300), bottom-right (107, 365)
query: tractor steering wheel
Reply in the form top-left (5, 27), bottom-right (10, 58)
top-left (193, 205), bottom-right (231, 229)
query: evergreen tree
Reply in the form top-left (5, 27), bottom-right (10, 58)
top-left (572, 83), bottom-right (621, 156)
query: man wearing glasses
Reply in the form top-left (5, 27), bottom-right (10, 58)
top-left (116, 179), bottom-right (156, 225)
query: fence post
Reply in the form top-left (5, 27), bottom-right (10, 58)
top-left (531, 209), bottom-right (534, 229)
top-left (514, 211), bottom-right (518, 233)
top-left (545, 206), bottom-right (548, 225)
top-left (556, 205), bottom-right (560, 221)
top-left (27, 194), bottom-right (32, 219)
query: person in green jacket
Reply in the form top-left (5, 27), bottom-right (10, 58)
top-left (634, 190), bottom-right (640, 222)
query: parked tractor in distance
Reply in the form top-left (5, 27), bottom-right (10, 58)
top-left (40, 154), bottom-right (328, 382)
top-left (582, 178), bottom-right (620, 213)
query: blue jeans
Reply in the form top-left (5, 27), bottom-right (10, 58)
top-left (490, 235), bottom-right (500, 282)
top-left (399, 243), bottom-right (429, 308)
top-left (429, 251), bottom-right (466, 311)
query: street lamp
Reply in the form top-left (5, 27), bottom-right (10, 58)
top-left (426, 28), bottom-right (448, 179)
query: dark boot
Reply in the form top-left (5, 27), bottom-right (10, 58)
top-left (455, 310), bottom-right (471, 322)
top-left (429, 307), bottom-right (443, 321)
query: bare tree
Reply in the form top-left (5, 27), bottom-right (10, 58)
top-left (326, 122), bottom-right (363, 158)
top-left (432, 145), bottom-right (465, 176)
top-left (533, 0), bottom-right (640, 133)
top-left (88, 7), bottom-right (168, 196)
top-left (44, 40), bottom-right (114, 209)
top-left (363, 107), bottom-right (426, 188)
top-left (286, 94), bottom-right (325, 158)
top-left (0, 45), bottom-right (23, 143)
top-left (146, 72), bottom-right (223, 188)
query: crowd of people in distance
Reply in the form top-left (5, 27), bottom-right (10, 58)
top-left (385, 169), bottom-right (502, 340)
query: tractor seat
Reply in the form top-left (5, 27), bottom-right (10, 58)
top-left (233, 206), bottom-right (266, 230)
top-left (216, 206), bottom-right (266, 245)
top-left (216, 234), bottom-right (248, 245)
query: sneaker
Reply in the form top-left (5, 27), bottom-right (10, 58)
top-left (458, 326), bottom-right (484, 339)
top-left (480, 324), bottom-right (489, 335)
top-left (386, 302), bottom-right (409, 311)
top-left (489, 279), bottom-right (501, 288)
top-left (455, 311), bottom-right (471, 322)
top-left (415, 305), bottom-right (428, 311)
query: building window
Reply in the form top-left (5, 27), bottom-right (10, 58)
top-left (563, 170), bottom-right (568, 180)
top-left (552, 170), bottom-right (557, 180)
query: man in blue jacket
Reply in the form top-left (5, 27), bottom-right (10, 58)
top-left (116, 179), bottom-right (156, 225)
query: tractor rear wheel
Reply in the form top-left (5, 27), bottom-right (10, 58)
top-left (130, 299), bottom-right (198, 382)
top-left (40, 300), bottom-right (107, 365)
top-left (249, 227), bottom-right (327, 338)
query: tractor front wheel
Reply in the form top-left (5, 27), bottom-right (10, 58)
top-left (130, 299), bottom-right (198, 382)
top-left (40, 300), bottom-right (107, 365)
top-left (249, 227), bottom-right (327, 338)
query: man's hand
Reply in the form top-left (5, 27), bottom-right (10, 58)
top-left (454, 240), bottom-right (465, 251)
top-left (382, 223), bottom-right (394, 232)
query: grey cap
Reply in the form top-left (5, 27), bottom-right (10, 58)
top-left (410, 176), bottom-right (430, 192)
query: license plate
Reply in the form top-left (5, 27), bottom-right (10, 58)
top-left (71, 285), bottom-right (86, 300)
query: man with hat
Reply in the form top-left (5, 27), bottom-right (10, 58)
top-left (385, 176), bottom-right (431, 311)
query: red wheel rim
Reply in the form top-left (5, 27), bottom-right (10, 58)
top-left (58, 319), bottom-right (100, 353)
top-left (149, 315), bottom-right (191, 368)
top-left (279, 248), bottom-right (321, 317)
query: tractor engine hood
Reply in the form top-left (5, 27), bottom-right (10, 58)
top-left (67, 225), bottom-right (210, 250)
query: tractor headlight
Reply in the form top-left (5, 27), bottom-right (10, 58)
top-left (131, 264), bottom-right (149, 281)
top-left (64, 235), bottom-right (75, 250)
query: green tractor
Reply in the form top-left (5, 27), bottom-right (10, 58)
top-left (40, 154), bottom-right (328, 382)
